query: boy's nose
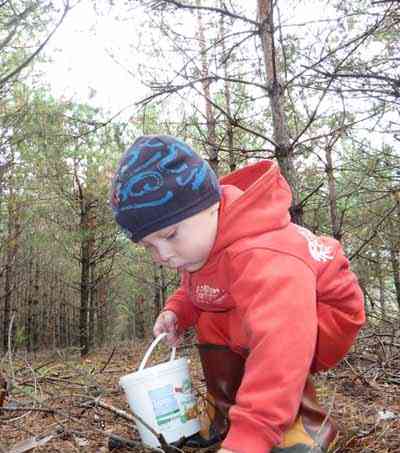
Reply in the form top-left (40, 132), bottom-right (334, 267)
top-left (157, 254), bottom-right (168, 264)
top-left (153, 246), bottom-right (173, 264)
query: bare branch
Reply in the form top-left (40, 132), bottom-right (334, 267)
top-left (0, 1), bottom-right (71, 88)
top-left (349, 203), bottom-right (399, 261)
top-left (148, 0), bottom-right (257, 27)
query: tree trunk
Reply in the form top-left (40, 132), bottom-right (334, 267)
top-left (41, 282), bottom-right (49, 349)
top-left (88, 202), bottom-right (97, 347)
top-left (196, 0), bottom-right (219, 174)
top-left (3, 251), bottom-right (13, 353)
top-left (89, 260), bottom-right (96, 348)
top-left (325, 144), bottom-right (341, 240)
top-left (97, 279), bottom-right (107, 345)
top-left (219, 6), bottom-right (236, 171)
top-left (80, 200), bottom-right (91, 357)
top-left (78, 182), bottom-right (97, 356)
top-left (48, 273), bottom-right (57, 348)
top-left (390, 246), bottom-right (400, 311)
top-left (25, 259), bottom-right (39, 352)
top-left (0, 159), bottom-right (9, 222)
top-left (59, 289), bottom-right (67, 347)
top-left (2, 191), bottom-right (20, 353)
top-left (66, 294), bottom-right (72, 347)
top-left (376, 251), bottom-right (387, 320)
top-left (25, 269), bottom-right (33, 352)
top-left (56, 277), bottom-right (64, 348)
top-left (135, 296), bottom-right (145, 340)
top-left (32, 261), bottom-right (40, 351)
top-left (257, 0), bottom-right (302, 224)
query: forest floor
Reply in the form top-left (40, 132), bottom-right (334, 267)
top-left (0, 325), bottom-right (399, 453)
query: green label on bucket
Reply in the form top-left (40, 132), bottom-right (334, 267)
top-left (174, 378), bottom-right (198, 423)
top-left (148, 385), bottom-right (181, 427)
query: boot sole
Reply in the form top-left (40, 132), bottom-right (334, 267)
top-left (271, 432), bottom-right (339, 453)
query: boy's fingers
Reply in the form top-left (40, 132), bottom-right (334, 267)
top-left (153, 311), bottom-right (179, 345)
top-left (166, 334), bottom-right (181, 348)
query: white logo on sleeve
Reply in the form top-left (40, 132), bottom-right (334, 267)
top-left (297, 226), bottom-right (334, 262)
top-left (194, 285), bottom-right (224, 304)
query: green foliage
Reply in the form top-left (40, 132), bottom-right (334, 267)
top-left (0, 1), bottom-right (59, 89)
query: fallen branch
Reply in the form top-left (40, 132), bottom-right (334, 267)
top-left (89, 398), bottom-right (136, 423)
top-left (87, 398), bottom-right (184, 452)
top-left (7, 426), bottom-right (64, 453)
top-left (343, 358), bottom-right (380, 389)
top-left (97, 346), bottom-right (117, 374)
top-left (0, 406), bottom-right (57, 415)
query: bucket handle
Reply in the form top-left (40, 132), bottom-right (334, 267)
top-left (138, 333), bottom-right (176, 371)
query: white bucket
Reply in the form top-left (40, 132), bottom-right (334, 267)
top-left (119, 333), bottom-right (200, 448)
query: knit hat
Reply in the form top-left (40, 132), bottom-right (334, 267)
top-left (110, 135), bottom-right (221, 242)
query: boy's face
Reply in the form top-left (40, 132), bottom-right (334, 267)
top-left (139, 202), bottom-right (220, 272)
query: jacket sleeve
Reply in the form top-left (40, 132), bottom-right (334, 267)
top-left (222, 249), bottom-right (318, 453)
top-left (164, 274), bottom-right (201, 332)
top-left (313, 241), bottom-right (365, 371)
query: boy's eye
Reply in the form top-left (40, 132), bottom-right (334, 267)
top-left (166, 230), bottom-right (177, 240)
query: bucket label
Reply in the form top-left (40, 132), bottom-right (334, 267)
top-left (174, 378), bottom-right (198, 423)
top-left (148, 378), bottom-right (199, 430)
top-left (148, 385), bottom-right (181, 427)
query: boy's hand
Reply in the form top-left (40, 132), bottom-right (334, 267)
top-left (153, 310), bottom-right (180, 346)
top-left (217, 450), bottom-right (236, 453)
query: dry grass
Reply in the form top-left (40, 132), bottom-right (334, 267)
top-left (0, 325), bottom-right (399, 452)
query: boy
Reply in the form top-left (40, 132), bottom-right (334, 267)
top-left (111, 135), bottom-right (365, 453)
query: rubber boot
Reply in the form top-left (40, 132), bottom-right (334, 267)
top-left (185, 344), bottom-right (338, 452)
top-left (185, 344), bottom-right (245, 448)
top-left (271, 378), bottom-right (338, 452)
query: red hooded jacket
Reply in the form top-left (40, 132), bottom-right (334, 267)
top-left (165, 160), bottom-right (365, 453)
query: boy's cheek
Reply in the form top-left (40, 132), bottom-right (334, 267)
top-left (151, 250), bottom-right (162, 263)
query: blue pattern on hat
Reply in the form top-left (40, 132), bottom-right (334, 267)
top-left (118, 171), bottom-right (173, 209)
top-left (115, 139), bottom-right (208, 211)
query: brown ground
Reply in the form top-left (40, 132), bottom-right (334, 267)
top-left (0, 327), bottom-right (399, 452)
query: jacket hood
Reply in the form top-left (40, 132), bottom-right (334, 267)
top-left (211, 160), bottom-right (292, 255)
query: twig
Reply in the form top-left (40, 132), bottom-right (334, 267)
top-left (32, 359), bottom-right (57, 373)
top-left (97, 346), bottom-right (117, 374)
top-left (343, 358), bottom-right (379, 388)
top-left (371, 1), bottom-right (400, 4)
top-left (349, 204), bottom-right (399, 260)
top-left (150, 0), bottom-right (257, 27)
top-left (0, 407), bottom-right (58, 415)
top-left (7, 426), bottom-right (65, 453)
top-left (89, 398), bottom-right (183, 452)
top-left (90, 398), bottom-right (150, 429)
top-left (0, 1), bottom-right (70, 87)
